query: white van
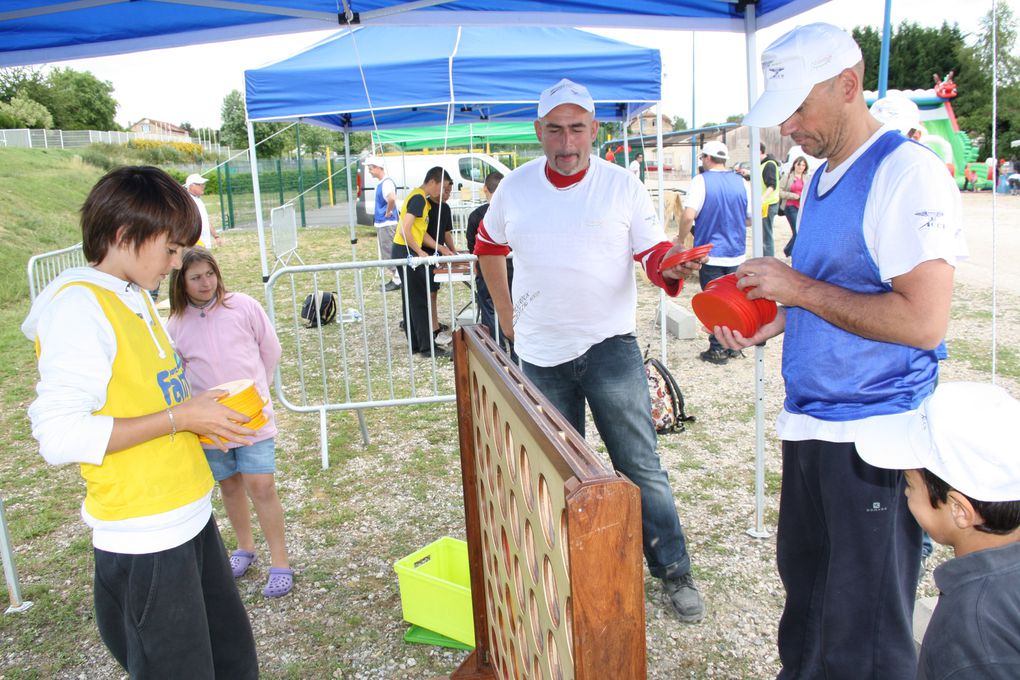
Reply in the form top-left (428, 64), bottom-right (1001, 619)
top-left (356, 152), bottom-right (512, 225)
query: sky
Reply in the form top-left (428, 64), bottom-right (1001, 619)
top-left (37, 0), bottom-right (1018, 131)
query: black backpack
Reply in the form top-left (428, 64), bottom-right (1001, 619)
top-left (644, 356), bottom-right (694, 434)
top-left (301, 291), bottom-right (337, 328)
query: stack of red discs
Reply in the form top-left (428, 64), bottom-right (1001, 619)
top-left (691, 274), bottom-right (777, 338)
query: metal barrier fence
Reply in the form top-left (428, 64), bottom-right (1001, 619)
top-left (26, 242), bottom-right (86, 301)
top-left (0, 127), bottom-right (228, 154)
top-left (266, 254), bottom-right (506, 468)
top-left (1, 497), bottom-right (32, 614)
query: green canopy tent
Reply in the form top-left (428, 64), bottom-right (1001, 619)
top-left (371, 122), bottom-right (539, 151)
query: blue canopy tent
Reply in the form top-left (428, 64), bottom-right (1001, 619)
top-left (0, 1), bottom-right (830, 67)
top-left (244, 26), bottom-right (662, 130)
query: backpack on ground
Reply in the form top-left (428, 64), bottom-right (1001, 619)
top-left (644, 356), bottom-right (694, 434)
top-left (301, 291), bottom-right (337, 328)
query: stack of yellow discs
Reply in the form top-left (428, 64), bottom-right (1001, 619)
top-left (198, 378), bottom-right (268, 445)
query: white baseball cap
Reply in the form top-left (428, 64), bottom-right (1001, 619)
top-left (537, 78), bottom-right (595, 118)
top-left (184, 173), bottom-right (208, 187)
top-left (870, 95), bottom-right (923, 135)
top-left (700, 140), bottom-right (729, 161)
top-left (856, 382), bottom-right (1020, 502)
top-left (364, 155), bottom-right (385, 168)
top-left (743, 23), bottom-right (863, 128)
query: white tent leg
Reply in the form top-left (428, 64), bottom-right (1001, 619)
top-left (246, 120), bottom-right (270, 284)
top-left (656, 103), bottom-right (667, 360)
top-left (1, 497), bottom-right (33, 614)
top-left (744, 4), bottom-right (769, 540)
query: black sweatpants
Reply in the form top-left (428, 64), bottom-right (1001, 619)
top-left (94, 515), bottom-right (259, 679)
top-left (391, 243), bottom-right (434, 353)
top-left (776, 439), bottom-right (921, 680)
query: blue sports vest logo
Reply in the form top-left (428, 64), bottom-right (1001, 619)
top-left (157, 353), bottom-right (192, 406)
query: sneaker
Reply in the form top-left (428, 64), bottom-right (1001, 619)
top-left (726, 348), bottom-right (744, 359)
top-left (416, 347), bottom-right (452, 360)
top-left (699, 349), bottom-right (729, 365)
top-left (662, 572), bottom-right (704, 623)
top-left (384, 281), bottom-right (401, 292)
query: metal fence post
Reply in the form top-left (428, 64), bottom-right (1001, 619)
top-left (216, 164), bottom-right (227, 231)
top-left (276, 159), bottom-right (284, 207)
top-left (224, 162), bottom-right (235, 229)
top-left (296, 126), bottom-right (306, 228)
top-left (314, 158), bottom-right (322, 208)
top-left (1, 497), bottom-right (33, 614)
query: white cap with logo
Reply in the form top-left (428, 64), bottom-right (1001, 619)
top-left (364, 155), bottom-right (385, 168)
top-left (856, 382), bottom-right (1020, 502)
top-left (184, 173), bottom-right (208, 187)
top-left (870, 95), bottom-right (923, 135)
top-left (537, 78), bottom-right (595, 118)
top-left (700, 140), bottom-right (729, 161)
top-left (743, 23), bottom-right (863, 128)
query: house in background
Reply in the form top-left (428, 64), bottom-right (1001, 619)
top-left (128, 117), bottom-right (190, 141)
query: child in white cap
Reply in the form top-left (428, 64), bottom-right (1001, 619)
top-left (857, 382), bottom-right (1020, 679)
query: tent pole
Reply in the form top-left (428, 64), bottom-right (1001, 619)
top-left (744, 3), bottom-right (769, 540)
top-left (878, 0), bottom-right (893, 97)
top-left (343, 129), bottom-right (358, 246)
top-left (656, 103), bottom-right (667, 361)
top-left (246, 119), bottom-right (270, 283)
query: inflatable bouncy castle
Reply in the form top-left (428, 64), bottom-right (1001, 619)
top-left (866, 73), bottom-right (986, 190)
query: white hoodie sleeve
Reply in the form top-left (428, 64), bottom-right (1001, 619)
top-left (28, 285), bottom-right (116, 466)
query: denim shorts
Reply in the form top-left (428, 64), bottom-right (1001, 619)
top-left (204, 438), bottom-right (276, 481)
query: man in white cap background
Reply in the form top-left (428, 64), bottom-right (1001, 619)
top-left (717, 22), bottom-right (966, 679)
top-left (856, 382), bottom-right (1020, 679)
top-left (365, 156), bottom-right (402, 292)
top-left (184, 173), bottom-right (221, 248)
top-left (476, 78), bottom-right (708, 623)
top-left (677, 140), bottom-right (751, 365)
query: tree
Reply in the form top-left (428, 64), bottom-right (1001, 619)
top-left (852, 21), bottom-right (965, 92)
top-left (725, 114), bottom-right (743, 124)
top-left (953, 2), bottom-right (1020, 160)
top-left (0, 94), bottom-right (53, 128)
top-left (0, 66), bottom-right (45, 102)
top-left (220, 89), bottom-right (288, 158)
top-left (670, 115), bottom-right (688, 131)
top-left (34, 68), bottom-right (118, 130)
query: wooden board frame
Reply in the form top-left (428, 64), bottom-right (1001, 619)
top-left (452, 326), bottom-right (647, 680)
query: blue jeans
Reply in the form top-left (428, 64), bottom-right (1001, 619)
top-left (783, 205), bottom-right (799, 257)
top-left (522, 334), bottom-right (691, 579)
top-left (699, 263), bottom-right (739, 352)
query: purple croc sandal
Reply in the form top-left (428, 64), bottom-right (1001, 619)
top-left (263, 567), bottom-right (294, 598)
top-left (229, 549), bottom-right (256, 578)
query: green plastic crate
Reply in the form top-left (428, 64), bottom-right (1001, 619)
top-left (393, 537), bottom-right (475, 646)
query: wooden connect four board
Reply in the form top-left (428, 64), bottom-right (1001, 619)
top-left (451, 326), bottom-right (647, 680)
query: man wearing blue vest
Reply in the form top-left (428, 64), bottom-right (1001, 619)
top-left (719, 23), bottom-right (966, 680)
top-left (677, 140), bottom-right (749, 365)
top-left (366, 156), bottom-right (402, 292)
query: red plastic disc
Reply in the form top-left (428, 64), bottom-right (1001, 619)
top-left (658, 244), bottom-right (713, 272)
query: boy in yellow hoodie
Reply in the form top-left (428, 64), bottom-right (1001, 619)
top-left (23, 166), bottom-right (259, 678)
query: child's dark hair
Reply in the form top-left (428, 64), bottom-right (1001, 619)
top-left (484, 171), bottom-right (504, 194)
top-left (424, 166), bottom-right (453, 186)
top-left (81, 166), bottom-right (200, 264)
top-left (168, 247), bottom-right (230, 319)
top-left (922, 469), bottom-right (1020, 534)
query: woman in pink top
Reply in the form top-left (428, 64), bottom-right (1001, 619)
top-left (168, 247), bottom-right (293, 598)
top-left (779, 156), bottom-right (810, 258)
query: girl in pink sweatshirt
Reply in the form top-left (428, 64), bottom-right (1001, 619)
top-left (168, 247), bottom-right (293, 598)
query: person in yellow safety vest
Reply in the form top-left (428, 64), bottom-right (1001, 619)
top-left (758, 142), bottom-right (781, 256)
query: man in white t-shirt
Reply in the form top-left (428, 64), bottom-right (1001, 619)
top-left (366, 156), bottom-right (401, 291)
top-left (184, 174), bottom-right (220, 248)
top-left (476, 78), bottom-right (707, 623)
top-left (721, 23), bottom-right (966, 679)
